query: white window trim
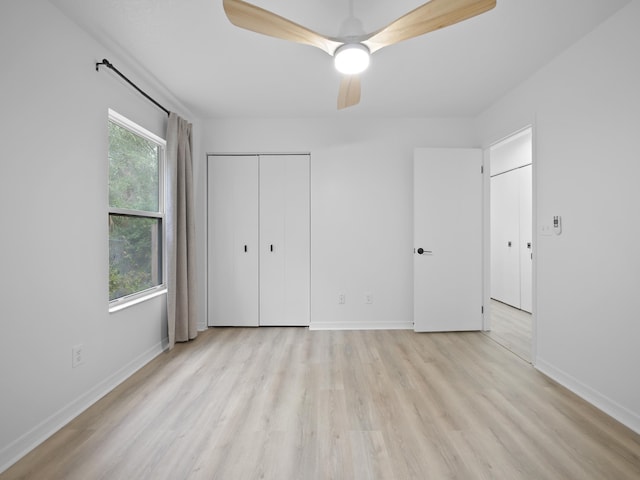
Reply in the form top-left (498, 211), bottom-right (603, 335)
top-left (108, 109), bottom-right (167, 312)
top-left (109, 286), bottom-right (167, 313)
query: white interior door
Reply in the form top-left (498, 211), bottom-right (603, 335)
top-left (414, 148), bottom-right (483, 332)
top-left (519, 164), bottom-right (533, 312)
top-left (207, 155), bottom-right (259, 327)
top-left (490, 170), bottom-right (521, 307)
top-left (259, 155), bottom-right (310, 326)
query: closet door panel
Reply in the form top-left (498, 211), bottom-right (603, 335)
top-left (208, 155), bottom-right (259, 326)
top-left (490, 171), bottom-right (520, 307)
top-left (259, 155), bottom-right (310, 326)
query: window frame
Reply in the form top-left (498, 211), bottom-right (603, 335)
top-left (108, 109), bottom-right (167, 312)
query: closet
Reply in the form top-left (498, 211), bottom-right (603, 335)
top-left (207, 154), bottom-right (310, 327)
top-left (490, 129), bottom-right (532, 313)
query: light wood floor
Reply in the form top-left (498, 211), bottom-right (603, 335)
top-left (3, 328), bottom-right (640, 480)
top-left (484, 299), bottom-right (533, 363)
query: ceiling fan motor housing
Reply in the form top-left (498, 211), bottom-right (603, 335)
top-left (334, 43), bottom-right (371, 75)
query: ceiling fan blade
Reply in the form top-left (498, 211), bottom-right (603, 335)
top-left (223, 0), bottom-right (342, 55)
top-left (362, 0), bottom-right (496, 54)
top-left (337, 75), bottom-right (361, 110)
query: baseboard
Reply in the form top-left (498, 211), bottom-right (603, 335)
top-left (536, 358), bottom-right (640, 435)
top-left (309, 321), bottom-right (413, 331)
top-left (0, 339), bottom-right (168, 474)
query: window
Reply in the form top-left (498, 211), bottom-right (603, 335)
top-left (108, 110), bottom-right (166, 308)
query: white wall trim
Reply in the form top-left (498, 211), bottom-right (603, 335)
top-left (536, 358), bottom-right (640, 436)
top-left (309, 321), bottom-right (413, 331)
top-left (482, 148), bottom-right (491, 332)
top-left (0, 340), bottom-right (168, 474)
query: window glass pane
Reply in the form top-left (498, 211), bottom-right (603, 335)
top-left (109, 214), bottom-right (162, 301)
top-left (109, 121), bottom-right (159, 212)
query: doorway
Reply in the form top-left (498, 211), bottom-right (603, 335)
top-left (484, 127), bottom-right (533, 362)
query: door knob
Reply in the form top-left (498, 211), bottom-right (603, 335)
top-left (416, 248), bottom-right (432, 255)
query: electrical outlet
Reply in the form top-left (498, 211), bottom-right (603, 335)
top-left (338, 294), bottom-right (346, 304)
top-left (72, 344), bottom-right (84, 368)
top-left (365, 293), bottom-right (373, 304)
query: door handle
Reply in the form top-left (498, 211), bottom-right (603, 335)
top-left (416, 248), bottom-right (432, 255)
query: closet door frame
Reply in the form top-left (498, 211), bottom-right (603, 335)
top-left (206, 152), bottom-right (310, 328)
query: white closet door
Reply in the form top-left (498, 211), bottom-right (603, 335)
top-left (207, 155), bottom-right (259, 327)
top-left (519, 165), bottom-right (533, 313)
top-left (259, 155), bottom-right (310, 326)
top-left (491, 170), bottom-right (521, 307)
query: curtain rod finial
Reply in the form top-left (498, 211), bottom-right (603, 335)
top-left (95, 58), bottom-right (113, 71)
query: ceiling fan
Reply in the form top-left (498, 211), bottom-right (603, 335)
top-left (222, 0), bottom-right (496, 109)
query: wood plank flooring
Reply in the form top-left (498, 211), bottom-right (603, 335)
top-left (3, 327), bottom-right (640, 479)
top-left (484, 299), bottom-right (532, 363)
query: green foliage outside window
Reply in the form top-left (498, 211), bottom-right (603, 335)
top-left (108, 119), bottom-right (163, 302)
top-left (109, 122), bottom-right (159, 211)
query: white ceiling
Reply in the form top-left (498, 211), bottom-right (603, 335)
top-left (51, 0), bottom-right (630, 119)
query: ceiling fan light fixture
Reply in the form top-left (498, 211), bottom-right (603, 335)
top-left (334, 43), bottom-right (370, 75)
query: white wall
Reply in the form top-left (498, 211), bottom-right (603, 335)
top-left (203, 118), bottom-right (477, 329)
top-left (477, 0), bottom-right (640, 433)
top-left (0, 0), bottom-right (200, 471)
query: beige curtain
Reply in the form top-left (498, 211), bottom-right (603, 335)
top-left (166, 112), bottom-right (197, 349)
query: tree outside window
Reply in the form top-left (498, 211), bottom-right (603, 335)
top-left (108, 111), bottom-right (165, 304)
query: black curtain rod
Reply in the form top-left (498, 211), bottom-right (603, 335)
top-left (96, 58), bottom-right (170, 117)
